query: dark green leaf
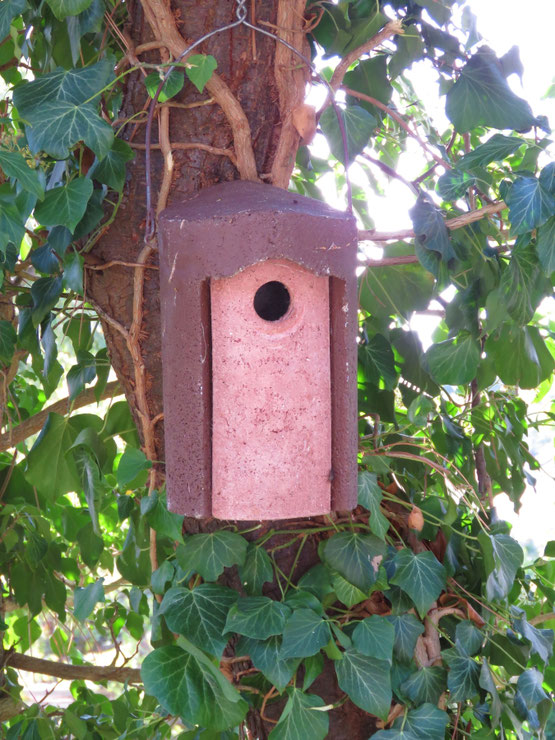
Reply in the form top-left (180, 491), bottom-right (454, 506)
top-left (116, 446), bottom-right (151, 487)
top-left (280, 609), bottom-right (331, 659)
top-left (335, 650), bottom-right (391, 720)
top-left (67, 354), bottom-right (96, 401)
top-left (443, 647), bottom-right (480, 701)
top-left (236, 635), bottom-right (300, 692)
top-left (141, 643), bottom-right (247, 730)
top-left (479, 660), bottom-right (502, 727)
top-left (357, 472), bottom-right (389, 540)
top-left (13, 61), bottom-right (114, 159)
top-left (159, 584), bottom-right (237, 657)
top-left (409, 194), bottom-right (454, 260)
top-left (407, 394), bottom-right (435, 427)
top-left (500, 239), bottom-right (545, 324)
top-left (391, 550), bottom-right (446, 617)
top-left (320, 104), bottom-right (376, 164)
top-left (485, 323), bottom-right (554, 388)
top-left (445, 48), bottom-right (538, 133)
top-left (73, 578), bottom-right (104, 621)
top-left (479, 533), bottom-right (523, 600)
top-left (35, 179), bottom-right (94, 233)
top-left (401, 666), bottom-right (447, 705)
top-left (31, 276), bottom-right (63, 326)
top-left (386, 614), bottom-right (425, 664)
top-left (73, 447), bottom-right (102, 534)
top-left (0, 320), bottom-right (16, 365)
top-left (389, 33), bottom-right (425, 79)
top-left (456, 134), bottom-right (524, 170)
top-left (352, 615), bottom-right (395, 663)
top-left (539, 161), bottom-right (555, 193)
top-left (269, 688), bottom-right (329, 740)
top-left (303, 653), bottom-right (324, 691)
top-left (144, 69), bottom-right (184, 103)
top-left (141, 491), bottom-right (184, 541)
top-left (505, 175), bottom-right (555, 235)
top-left (437, 169), bottom-right (476, 200)
top-left (537, 217), bottom-right (555, 274)
top-left (63, 251), bottom-right (84, 294)
top-left (151, 560), bottom-right (174, 594)
top-left (330, 570), bottom-right (368, 607)
top-left (185, 54), bottom-right (217, 93)
top-left (424, 332), bottom-right (480, 386)
top-left (395, 703), bottom-right (449, 740)
top-left (359, 334), bottom-right (397, 391)
top-left (517, 669), bottom-right (549, 707)
top-left (0, 0), bottom-right (26, 40)
top-left (0, 150), bottom-right (44, 200)
top-left (224, 596), bottom-right (290, 640)
top-left (344, 56), bottom-right (393, 120)
top-left (513, 614), bottom-right (554, 664)
top-left (46, 0), bottom-right (92, 21)
top-left (322, 532), bottom-right (386, 592)
top-left (91, 138), bottom-right (134, 191)
top-left (25, 413), bottom-right (80, 498)
top-left (176, 531), bottom-right (247, 581)
top-left (455, 620), bottom-right (483, 656)
top-left (238, 543), bottom-right (273, 596)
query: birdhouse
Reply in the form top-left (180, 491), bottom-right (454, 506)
top-left (158, 181), bottom-right (358, 520)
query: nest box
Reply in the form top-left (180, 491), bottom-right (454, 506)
top-left (158, 181), bottom-right (358, 520)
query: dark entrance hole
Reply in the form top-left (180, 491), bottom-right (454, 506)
top-left (253, 281), bottom-right (291, 321)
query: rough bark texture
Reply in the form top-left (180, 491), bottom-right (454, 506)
top-left (87, 1), bottom-right (375, 735)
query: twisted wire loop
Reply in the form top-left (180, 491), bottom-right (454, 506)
top-left (144, 0), bottom-right (351, 242)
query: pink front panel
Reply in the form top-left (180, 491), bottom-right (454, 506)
top-left (211, 259), bottom-right (331, 520)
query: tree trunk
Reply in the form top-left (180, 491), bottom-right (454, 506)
top-left (88, 1), bottom-right (375, 735)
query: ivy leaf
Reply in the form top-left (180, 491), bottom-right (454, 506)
top-left (144, 69), bottom-right (184, 103)
top-left (141, 491), bottom-right (184, 542)
top-left (238, 543), bottom-right (273, 596)
top-left (0, 320), bottom-right (17, 365)
top-left (359, 334), bottom-right (397, 391)
top-left (335, 650), bottom-right (392, 720)
top-left (505, 175), bottom-right (555, 235)
top-left (445, 48), bottom-right (538, 133)
top-left (224, 596), bottom-right (290, 640)
top-left (455, 620), bottom-right (484, 656)
top-left (424, 332), bottom-right (480, 386)
top-left (73, 578), bottom-right (104, 621)
top-left (512, 613), bottom-right (554, 664)
top-left (344, 55), bottom-right (393, 120)
top-left (185, 54), bottom-right (218, 93)
top-left (409, 195), bottom-right (454, 260)
top-left (352, 615), bottom-right (395, 663)
top-left (391, 704), bottom-right (449, 740)
top-left (436, 169), bottom-right (476, 201)
top-left (90, 138), bottom-right (134, 191)
top-left (0, 0), bottom-right (26, 39)
top-left (236, 636), bottom-right (300, 692)
top-left (116, 446), bottom-right (151, 487)
top-left (479, 533), bottom-right (523, 601)
top-left (35, 179), bottom-right (93, 233)
top-left (485, 323), bottom-right (554, 389)
top-left (0, 150), bottom-right (44, 200)
top-left (401, 666), bottom-right (447, 705)
top-left (269, 688), bottom-right (329, 740)
top-left (31, 277), bottom-right (63, 326)
top-left (357, 472), bottom-right (389, 540)
top-left (455, 133), bottom-right (524, 170)
top-left (320, 104), bottom-right (377, 164)
top-left (46, 0), bottom-right (92, 20)
top-left (159, 584), bottom-right (237, 657)
top-left (13, 61), bottom-right (114, 159)
top-left (63, 251), bottom-right (84, 294)
top-left (141, 643), bottom-right (247, 731)
top-left (479, 660), bottom-right (502, 727)
top-left (500, 239), bottom-right (545, 324)
top-left (330, 570), bottom-right (368, 607)
top-left (517, 669), bottom-right (549, 707)
top-left (322, 532), bottom-right (386, 592)
top-left (443, 647), bottom-right (481, 701)
top-left (391, 550), bottom-right (446, 617)
top-left (176, 531), bottom-right (247, 582)
top-left (386, 614), bottom-right (425, 663)
top-left (537, 217), bottom-right (555, 275)
top-left (539, 161), bottom-right (555, 193)
top-left (67, 354), bottom-right (96, 401)
top-left (280, 609), bottom-right (331, 659)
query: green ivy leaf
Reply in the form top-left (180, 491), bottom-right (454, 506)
top-left (320, 104), bottom-right (377, 164)
top-left (13, 61), bottom-right (114, 159)
top-left (159, 584), bottom-right (237, 657)
top-left (344, 55), bottom-right (393, 120)
top-left (357, 472), bottom-right (389, 540)
top-left (46, 0), bottom-right (92, 20)
top-left (500, 239), bottom-right (545, 324)
top-left (512, 613), bottom-right (554, 664)
top-left (141, 643), bottom-right (247, 730)
top-left (0, 320), bottom-right (16, 365)
top-left (335, 650), bottom-right (391, 720)
top-left (443, 646), bottom-right (481, 701)
top-left (455, 133), bottom-right (524, 170)
top-left (238, 543), bottom-right (273, 596)
top-left (436, 169), bottom-right (476, 200)
top-left (505, 175), bottom-right (555, 235)
top-left (183, 54), bottom-right (217, 93)
top-left (401, 666), bottom-right (447, 705)
top-left (485, 323), bottom-right (554, 388)
top-left (31, 276), bottom-right (63, 326)
top-left (424, 332), bottom-right (480, 386)
top-left (391, 550), bottom-right (446, 617)
top-left (479, 660), bottom-right (502, 727)
top-left (517, 668), bottom-right (549, 708)
top-left (359, 334), bottom-right (397, 390)
top-left (0, 0), bottom-right (26, 39)
top-left (116, 446), bottom-right (151, 487)
top-left (73, 578), bottom-right (104, 621)
top-left (409, 194), bottom-right (454, 260)
top-left (25, 413), bottom-right (80, 498)
top-left (479, 533), bottom-right (523, 601)
top-left (322, 532), bottom-right (386, 592)
top-left (176, 531), bottom-right (247, 582)
top-left (35, 179), bottom-right (93, 233)
top-left (455, 620), bottom-right (484, 656)
top-left (268, 688), bottom-right (329, 740)
top-left (380, 703), bottom-right (449, 740)
top-left (536, 216), bottom-right (555, 275)
top-left (144, 69), bottom-right (184, 103)
top-left (407, 394), bottom-right (435, 427)
top-left (330, 570), bottom-right (368, 607)
top-left (224, 596), bottom-right (290, 640)
top-left (0, 150), bottom-right (44, 200)
top-left (386, 614), bottom-right (425, 663)
top-left (445, 48), bottom-right (538, 133)
top-left (141, 491), bottom-right (184, 542)
top-left (236, 635), bottom-right (301, 692)
top-left (90, 138), bottom-right (134, 191)
top-left (280, 609), bottom-right (331, 659)
top-left (352, 615), bottom-right (395, 663)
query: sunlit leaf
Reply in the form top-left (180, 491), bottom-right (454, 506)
top-left (268, 688), bottom-right (329, 740)
top-left (176, 531), bottom-right (247, 582)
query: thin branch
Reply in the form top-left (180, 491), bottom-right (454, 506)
top-left (6, 652), bottom-right (141, 684)
top-left (529, 611), bottom-right (555, 626)
top-left (0, 380), bottom-right (121, 452)
top-left (129, 140), bottom-right (238, 167)
top-left (360, 151), bottom-right (418, 195)
top-left (157, 104), bottom-right (173, 215)
top-left (85, 259), bottom-right (160, 271)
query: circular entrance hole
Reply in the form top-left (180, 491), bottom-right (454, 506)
top-left (253, 281), bottom-right (291, 321)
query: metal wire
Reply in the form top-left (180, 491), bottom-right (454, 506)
top-left (144, 0), bottom-right (351, 242)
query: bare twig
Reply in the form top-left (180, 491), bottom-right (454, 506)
top-left (6, 652), bottom-right (142, 684)
top-left (129, 141), bottom-right (238, 167)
